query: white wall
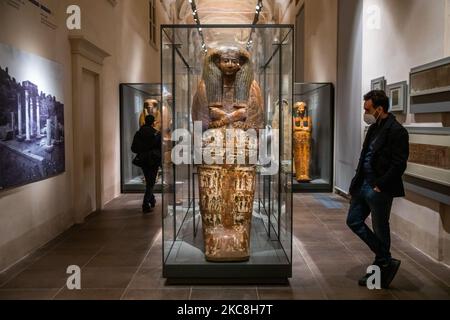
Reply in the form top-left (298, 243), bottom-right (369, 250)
top-left (362, 0), bottom-right (446, 126)
top-left (281, 0), bottom-right (338, 84)
top-left (446, 0), bottom-right (450, 55)
top-left (71, 0), bottom-right (167, 203)
top-left (0, 0), bottom-right (167, 272)
top-left (0, 0), bottom-right (74, 273)
top-left (336, 0), bottom-right (363, 193)
top-left (304, 0), bottom-right (338, 84)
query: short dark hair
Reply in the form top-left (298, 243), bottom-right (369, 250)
top-left (145, 115), bottom-right (155, 126)
top-left (364, 90), bottom-right (390, 113)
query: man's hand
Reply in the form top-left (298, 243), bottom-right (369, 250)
top-left (374, 186), bottom-right (381, 193)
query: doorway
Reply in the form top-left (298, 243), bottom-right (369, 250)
top-left (74, 69), bottom-right (101, 220)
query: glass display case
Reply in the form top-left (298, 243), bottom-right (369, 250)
top-left (120, 83), bottom-right (165, 193)
top-left (161, 24), bottom-right (293, 282)
top-left (292, 83), bottom-right (334, 192)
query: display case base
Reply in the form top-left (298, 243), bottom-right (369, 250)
top-left (163, 207), bottom-right (292, 283)
top-left (293, 178), bottom-right (332, 193)
top-left (165, 275), bottom-right (290, 285)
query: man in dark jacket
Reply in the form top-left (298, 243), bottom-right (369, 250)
top-left (347, 90), bottom-right (409, 289)
top-left (132, 115), bottom-right (162, 213)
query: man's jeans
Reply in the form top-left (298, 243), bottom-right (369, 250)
top-left (141, 165), bottom-right (159, 208)
top-left (347, 180), bottom-right (393, 265)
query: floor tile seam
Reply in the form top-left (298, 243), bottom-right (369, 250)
top-left (51, 245), bottom-right (105, 300)
top-left (120, 229), bottom-right (162, 300)
top-left (293, 237), bottom-right (330, 300)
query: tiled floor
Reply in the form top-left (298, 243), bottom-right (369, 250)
top-left (0, 193), bottom-right (449, 300)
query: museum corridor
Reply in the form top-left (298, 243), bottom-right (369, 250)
top-left (0, 193), bottom-right (448, 300)
top-left (1, 0), bottom-right (450, 305)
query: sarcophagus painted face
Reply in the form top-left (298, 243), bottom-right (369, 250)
top-left (192, 47), bottom-right (264, 262)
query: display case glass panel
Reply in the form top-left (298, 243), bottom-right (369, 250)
top-left (293, 83), bottom-right (334, 192)
top-left (161, 24), bottom-right (293, 282)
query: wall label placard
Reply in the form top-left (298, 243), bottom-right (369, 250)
top-left (3, 0), bottom-right (57, 29)
top-left (5, 0), bottom-right (26, 10)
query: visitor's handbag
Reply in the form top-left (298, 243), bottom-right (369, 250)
top-left (149, 149), bottom-right (162, 167)
top-left (132, 154), bottom-right (144, 168)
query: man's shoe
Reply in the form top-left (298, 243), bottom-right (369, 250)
top-left (358, 259), bottom-right (384, 287)
top-left (358, 272), bottom-right (372, 287)
top-left (142, 206), bottom-right (152, 214)
top-left (381, 258), bottom-right (401, 289)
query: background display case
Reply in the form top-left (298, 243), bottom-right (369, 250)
top-left (120, 83), bottom-right (163, 193)
top-left (293, 83), bottom-right (334, 192)
top-left (161, 24), bottom-right (293, 283)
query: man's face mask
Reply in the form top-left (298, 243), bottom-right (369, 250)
top-left (364, 105), bottom-right (382, 125)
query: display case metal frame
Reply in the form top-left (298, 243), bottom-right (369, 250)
top-left (160, 24), bottom-right (294, 283)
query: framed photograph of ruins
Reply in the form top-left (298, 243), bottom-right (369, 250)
top-left (387, 81), bottom-right (408, 113)
top-left (410, 57), bottom-right (450, 114)
top-left (0, 42), bottom-right (65, 191)
top-left (371, 76), bottom-right (387, 92)
top-left (404, 127), bottom-right (450, 188)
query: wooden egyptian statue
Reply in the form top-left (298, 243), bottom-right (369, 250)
top-left (293, 101), bottom-right (312, 182)
top-left (139, 99), bottom-right (161, 131)
top-left (192, 47), bottom-right (264, 262)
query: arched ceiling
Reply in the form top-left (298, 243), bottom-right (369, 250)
top-left (160, 0), bottom-right (293, 54)
top-left (186, 0), bottom-right (270, 24)
top-left (165, 0), bottom-right (293, 25)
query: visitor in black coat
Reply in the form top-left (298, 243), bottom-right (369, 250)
top-left (131, 115), bottom-right (161, 213)
top-left (347, 90), bottom-right (409, 289)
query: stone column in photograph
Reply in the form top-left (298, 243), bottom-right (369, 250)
top-left (29, 93), bottom-right (35, 138)
top-left (46, 118), bottom-right (52, 146)
top-left (24, 88), bottom-right (31, 141)
top-left (17, 92), bottom-right (23, 138)
top-left (36, 96), bottom-right (41, 138)
top-left (10, 112), bottom-right (15, 131)
top-left (53, 115), bottom-right (59, 142)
